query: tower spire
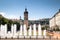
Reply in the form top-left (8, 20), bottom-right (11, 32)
top-left (25, 8), bottom-right (27, 12)
top-left (20, 16), bottom-right (21, 20)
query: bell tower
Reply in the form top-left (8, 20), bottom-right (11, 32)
top-left (24, 8), bottom-right (28, 28)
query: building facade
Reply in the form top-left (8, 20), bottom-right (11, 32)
top-left (49, 9), bottom-right (60, 29)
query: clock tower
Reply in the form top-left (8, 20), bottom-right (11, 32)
top-left (24, 8), bottom-right (28, 28)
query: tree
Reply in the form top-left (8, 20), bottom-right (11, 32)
top-left (42, 26), bottom-right (49, 30)
top-left (0, 15), bottom-right (9, 25)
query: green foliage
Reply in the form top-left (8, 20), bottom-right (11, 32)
top-left (53, 27), bottom-right (60, 31)
top-left (0, 15), bottom-right (8, 25)
top-left (0, 15), bottom-right (20, 31)
top-left (42, 26), bottom-right (49, 30)
top-left (13, 21), bottom-right (20, 31)
top-left (0, 15), bottom-right (20, 25)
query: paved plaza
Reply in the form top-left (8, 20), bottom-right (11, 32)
top-left (47, 31), bottom-right (60, 38)
top-left (0, 38), bottom-right (60, 40)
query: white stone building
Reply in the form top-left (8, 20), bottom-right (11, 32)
top-left (49, 9), bottom-right (60, 29)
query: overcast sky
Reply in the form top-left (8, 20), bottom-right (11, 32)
top-left (0, 0), bottom-right (60, 20)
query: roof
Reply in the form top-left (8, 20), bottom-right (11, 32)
top-left (50, 9), bottom-right (60, 20)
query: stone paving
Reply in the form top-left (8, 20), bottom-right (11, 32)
top-left (0, 38), bottom-right (60, 40)
top-left (47, 31), bottom-right (60, 38)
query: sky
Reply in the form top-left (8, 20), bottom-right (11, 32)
top-left (0, 0), bottom-right (60, 20)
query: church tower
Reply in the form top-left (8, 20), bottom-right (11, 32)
top-left (24, 8), bottom-right (28, 28)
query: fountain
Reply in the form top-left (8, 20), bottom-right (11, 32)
top-left (0, 25), bottom-right (1, 36)
top-left (5, 24), bottom-right (7, 37)
top-left (0, 24), bottom-right (47, 38)
top-left (24, 24), bottom-right (27, 36)
top-left (19, 25), bottom-right (24, 38)
top-left (32, 24), bottom-right (36, 38)
top-left (11, 24), bottom-right (14, 36)
top-left (33, 24), bottom-right (36, 36)
top-left (1, 25), bottom-right (6, 38)
top-left (13, 24), bottom-right (17, 38)
top-left (43, 30), bottom-right (46, 37)
top-left (19, 25), bottom-right (23, 36)
top-left (38, 24), bottom-right (42, 38)
top-left (28, 25), bottom-right (32, 36)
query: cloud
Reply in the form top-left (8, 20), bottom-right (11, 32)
top-left (29, 18), bottom-right (39, 20)
top-left (0, 12), bottom-right (19, 19)
top-left (0, 12), bottom-right (39, 20)
top-left (7, 15), bottom-right (19, 19)
top-left (0, 12), bottom-right (5, 16)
